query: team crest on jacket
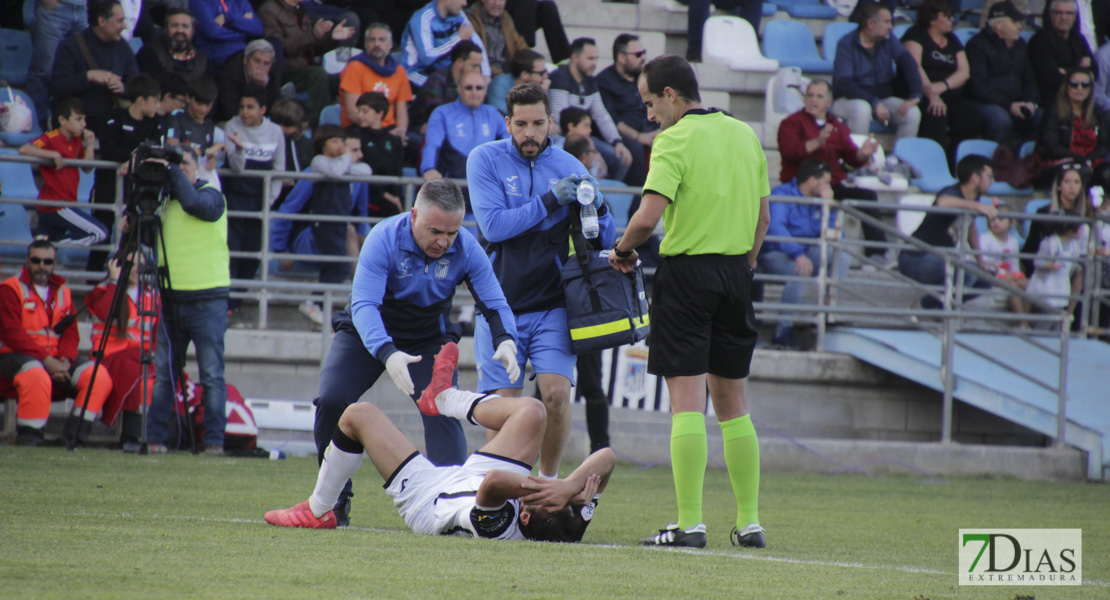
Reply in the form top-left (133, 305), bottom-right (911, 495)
top-left (505, 175), bottom-right (520, 195)
top-left (434, 259), bottom-right (451, 280)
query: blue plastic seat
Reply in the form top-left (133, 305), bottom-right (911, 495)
top-left (0, 149), bottom-right (40, 200)
top-left (762, 19), bottom-right (833, 73)
top-left (822, 21), bottom-right (858, 63)
top-left (956, 139), bottom-right (1033, 195)
top-left (893, 137), bottom-right (958, 192)
top-left (319, 103), bottom-right (341, 126)
top-left (0, 88), bottom-right (43, 146)
top-left (598, 178), bottom-right (634, 229)
top-left (0, 29), bottom-right (33, 86)
top-left (1019, 29), bottom-right (1033, 42)
top-left (128, 36), bottom-right (143, 55)
top-left (953, 28), bottom-right (978, 47)
top-left (773, 0), bottom-right (838, 19)
top-left (1018, 140), bottom-right (1035, 158)
top-left (763, 2), bottom-right (777, 16)
top-left (893, 23), bottom-right (911, 40)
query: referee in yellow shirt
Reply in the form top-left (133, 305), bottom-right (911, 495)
top-left (610, 55), bottom-right (771, 549)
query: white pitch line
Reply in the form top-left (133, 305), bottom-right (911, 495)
top-left (56, 510), bottom-right (1109, 586)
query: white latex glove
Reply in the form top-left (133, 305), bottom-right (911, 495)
top-left (492, 340), bottom-right (520, 384)
top-left (385, 351), bottom-right (422, 396)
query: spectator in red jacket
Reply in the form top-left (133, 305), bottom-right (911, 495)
top-left (777, 79), bottom-right (891, 264)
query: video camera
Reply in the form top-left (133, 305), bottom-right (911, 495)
top-left (127, 141), bottom-right (184, 215)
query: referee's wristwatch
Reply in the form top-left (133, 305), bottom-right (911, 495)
top-left (612, 237), bottom-right (634, 258)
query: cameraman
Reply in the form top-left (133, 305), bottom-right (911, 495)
top-left (139, 146), bottom-right (231, 455)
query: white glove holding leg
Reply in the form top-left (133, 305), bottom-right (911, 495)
top-left (492, 340), bottom-right (520, 384)
top-left (385, 351), bottom-right (422, 396)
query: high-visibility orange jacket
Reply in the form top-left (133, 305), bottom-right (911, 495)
top-left (0, 269), bottom-right (79, 361)
top-left (84, 282), bottom-right (159, 358)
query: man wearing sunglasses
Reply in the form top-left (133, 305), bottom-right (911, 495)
top-left (421, 70), bottom-right (509, 181)
top-left (596, 34), bottom-right (660, 159)
top-left (0, 240), bottom-right (111, 446)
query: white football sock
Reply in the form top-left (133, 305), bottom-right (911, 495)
top-left (308, 442), bottom-right (364, 517)
top-left (537, 471), bottom-right (558, 479)
top-left (435, 388), bottom-right (492, 424)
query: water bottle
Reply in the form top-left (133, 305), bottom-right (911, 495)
top-left (1090, 185), bottom-right (1104, 209)
top-left (269, 449), bottom-right (286, 460)
top-left (577, 181), bottom-right (598, 239)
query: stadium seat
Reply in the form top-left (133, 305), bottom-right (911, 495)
top-left (1021, 198), bottom-right (1051, 236)
top-left (23, 0), bottom-right (34, 28)
top-left (955, 139), bottom-right (1033, 196)
top-left (402, 167), bottom-right (418, 178)
top-left (893, 23), bottom-right (911, 39)
top-left (953, 27), bottom-right (978, 47)
top-left (702, 16), bottom-right (779, 72)
top-left (822, 21), bottom-right (858, 63)
top-left (896, 193), bottom-right (935, 237)
top-left (1019, 29), bottom-right (1033, 42)
top-left (893, 137), bottom-right (957, 192)
top-left (599, 178), bottom-right (634, 228)
top-left (773, 0), bottom-right (838, 19)
top-left (319, 103), bottom-right (341, 126)
top-left (762, 20), bottom-right (833, 74)
top-left (1018, 140), bottom-right (1035, 158)
top-left (0, 88), bottom-right (42, 146)
top-left (959, 0), bottom-right (985, 23)
top-left (0, 29), bottom-right (33, 87)
top-left (322, 46), bottom-right (355, 75)
top-left (763, 66), bottom-right (810, 150)
top-left (128, 36), bottom-right (142, 54)
top-left (763, 2), bottom-right (778, 16)
top-left (0, 150), bottom-right (35, 259)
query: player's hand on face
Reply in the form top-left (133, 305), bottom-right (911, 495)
top-left (385, 351), bottom-right (422, 396)
top-left (520, 475), bottom-right (575, 510)
top-left (554, 175), bottom-right (581, 205)
top-left (491, 340), bottom-right (520, 383)
top-left (568, 474), bottom-right (601, 506)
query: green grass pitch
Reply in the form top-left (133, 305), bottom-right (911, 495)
top-left (1, 447), bottom-right (1106, 599)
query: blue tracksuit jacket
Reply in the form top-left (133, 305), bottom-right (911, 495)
top-left (467, 138), bottom-right (616, 314)
top-left (350, 212), bottom-right (516, 363)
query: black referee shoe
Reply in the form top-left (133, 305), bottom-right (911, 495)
top-left (333, 493), bottom-right (352, 528)
top-left (731, 524), bottom-right (766, 549)
top-left (641, 523), bottom-right (706, 548)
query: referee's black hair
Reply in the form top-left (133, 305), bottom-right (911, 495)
top-left (640, 55), bottom-right (701, 103)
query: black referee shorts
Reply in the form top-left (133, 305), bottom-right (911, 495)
top-left (647, 254), bottom-right (758, 379)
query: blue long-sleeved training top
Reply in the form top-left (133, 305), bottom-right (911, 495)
top-left (467, 138), bottom-right (616, 314)
top-left (421, 99), bottom-right (508, 177)
top-left (350, 212), bottom-right (516, 364)
top-left (270, 166), bottom-right (371, 253)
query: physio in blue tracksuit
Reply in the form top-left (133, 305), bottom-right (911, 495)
top-left (467, 83), bottom-right (615, 478)
top-left (313, 179), bottom-right (519, 525)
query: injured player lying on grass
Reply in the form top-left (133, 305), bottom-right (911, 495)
top-left (265, 342), bottom-right (615, 541)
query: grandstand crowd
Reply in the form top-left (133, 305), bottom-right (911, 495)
top-left (1, 0), bottom-right (1108, 344)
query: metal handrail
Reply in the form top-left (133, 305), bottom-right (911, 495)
top-left (3, 152), bottom-right (1106, 448)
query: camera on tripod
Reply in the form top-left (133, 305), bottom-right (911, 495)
top-left (127, 141), bottom-right (184, 215)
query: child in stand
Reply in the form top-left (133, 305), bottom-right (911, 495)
top-left (1022, 221), bottom-right (1084, 321)
top-left (165, 77), bottom-right (225, 190)
top-left (350, 92), bottom-right (404, 216)
top-left (18, 97), bottom-right (105, 246)
top-left (274, 124), bottom-right (371, 325)
top-left (978, 201), bottom-right (1028, 317)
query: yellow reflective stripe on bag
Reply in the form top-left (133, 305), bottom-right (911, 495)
top-left (571, 318), bottom-right (634, 341)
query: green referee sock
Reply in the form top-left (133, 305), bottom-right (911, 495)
top-left (671, 411), bottom-right (707, 530)
top-left (720, 414), bottom-right (760, 528)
